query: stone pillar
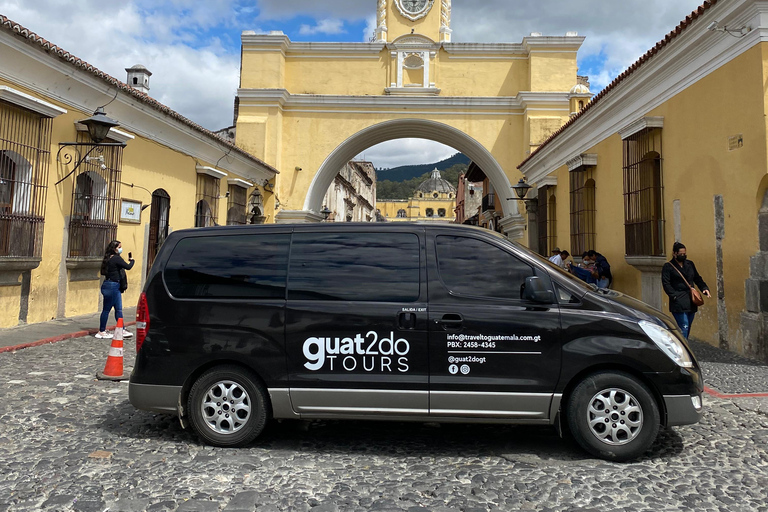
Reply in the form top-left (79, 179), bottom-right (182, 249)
top-left (740, 192), bottom-right (768, 363)
top-left (625, 256), bottom-right (667, 311)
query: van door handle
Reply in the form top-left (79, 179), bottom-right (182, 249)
top-left (398, 312), bottom-right (417, 330)
top-left (440, 314), bottom-right (463, 330)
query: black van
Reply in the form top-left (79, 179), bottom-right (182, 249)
top-left (129, 223), bottom-right (703, 461)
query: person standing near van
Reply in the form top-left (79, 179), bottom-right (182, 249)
top-left (96, 240), bottom-right (134, 339)
top-left (662, 242), bottom-right (711, 339)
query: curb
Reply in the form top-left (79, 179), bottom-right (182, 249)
top-left (0, 321), bottom-right (137, 354)
top-left (703, 386), bottom-right (768, 399)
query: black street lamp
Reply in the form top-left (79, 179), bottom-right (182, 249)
top-left (510, 178), bottom-right (532, 200)
top-left (79, 107), bottom-right (121, 144)
top-left (55, 106), bottom-right (126, 187)
top-left (507, 178), bottom-right (537, 214)
top-left (321, 205), bottom-right (332, 221)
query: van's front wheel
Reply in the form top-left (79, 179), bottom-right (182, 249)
top-left (187, 366), bottom-right (269, 447)
top-left (567, 371), bottom-right (660, 461)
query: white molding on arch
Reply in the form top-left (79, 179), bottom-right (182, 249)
top-left (303, 119), bottom-right (523, 226)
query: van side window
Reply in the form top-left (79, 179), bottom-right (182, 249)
top-left (435, 235), bottom-right (533, 300)
top-left (164, 234), bottom-right (290, 299)
top-left (289, 233), bottom-right (420, 301)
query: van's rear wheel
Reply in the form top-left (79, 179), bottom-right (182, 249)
top-left (567, 371), bottom-right (659, 462)
top-left (187, 366), bottom-right (269, 447)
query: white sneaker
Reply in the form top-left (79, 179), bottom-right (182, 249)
top-left (122, 330), bottom-right (133, 338)
top-left (95, 331), bottom-right (113, 339)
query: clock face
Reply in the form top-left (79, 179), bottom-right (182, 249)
top-left (400, 0), bottom-right (428, 14)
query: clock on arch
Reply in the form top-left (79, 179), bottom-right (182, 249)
top-left (394, 0), bottom-right (436, 21)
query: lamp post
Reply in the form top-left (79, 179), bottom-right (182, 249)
top-left (507, 178), bottom-right (538, 214)
top-left (54, 107), bottom-right (126, 187)
top-left (321, 205), bottom-right (332, 222)
top-left (79, 107), bottom-right (121, 144)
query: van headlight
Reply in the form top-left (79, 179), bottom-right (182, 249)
top-left (639, 320), bottom-right (694, 368)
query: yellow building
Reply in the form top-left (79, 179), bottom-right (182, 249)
top-left (379, 168), bottom-right (456, 222)
top-left (0, 16), bottom-right (276, 328)
top-left (518, 0), bottom-right (768, 361)
top-left (234, 0), bottom-right (586, 238)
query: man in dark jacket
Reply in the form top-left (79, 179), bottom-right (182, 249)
top-left (661, 242), bottom-right (711, 339)
top-left (587, 250), bottom-right (612, 289)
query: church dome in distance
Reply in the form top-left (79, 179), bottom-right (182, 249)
top-left (417, 168), bottom-right (456, 194)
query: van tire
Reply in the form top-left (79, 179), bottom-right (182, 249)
top-left (566, 371), bottom-right (659, 462)
top-left (187, 366), bottom-right (269, 447)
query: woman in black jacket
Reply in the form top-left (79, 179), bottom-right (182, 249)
top-left (661, 242), bottom-right (711, 339)
top-left (96, 240), bottom-right (135, 339)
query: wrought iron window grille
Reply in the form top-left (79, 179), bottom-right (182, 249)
top-left (570, 166), bottom-right (596, 256)
top-left (0, 101), bottom-right (53, 260)
top-left (623, 128), bottom-right (665, 257)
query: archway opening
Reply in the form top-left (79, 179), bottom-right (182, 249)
top-left (321, 137), bottom-right (467, 223)
top-left (305, 120), bottom-right (521, 231)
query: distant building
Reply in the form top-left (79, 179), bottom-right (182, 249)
top-left (379, 169), bottom-right (456, 222)
top-left (322, 161), bottom-right (377, 222)
top-left (454, 172), bottom-right (482, 225)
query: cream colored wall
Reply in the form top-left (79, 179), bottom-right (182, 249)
top-left (242, 48), bottom-right (569, 98)
top-left (529, 52), bottom-right (579, 92)
top-left (240, 109), bottom-right (523, 212)
top-left (0, 79), bottom-right (258, 327)
top-left (538, 44), bottom-right (768, 348)
top-left (240, 50), bottom-right (286, 90)
top-left (285, 57), bottom-right (389, 96)
top-left (435, 54), bottom-right (529, 97)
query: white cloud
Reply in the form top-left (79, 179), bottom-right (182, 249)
top-left (0, 0), bottom-right (243, 130)
top-left (299, 18), bottom-right (346, 35)
top-left (0, 0), bottom-right (709, 133)
top-left (357, 139), bottom-right (458, 170)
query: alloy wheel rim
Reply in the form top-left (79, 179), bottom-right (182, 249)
top-left (200, 380), bottom-right (252, 435)
top-left (586, 387), bottom-right (643, 446)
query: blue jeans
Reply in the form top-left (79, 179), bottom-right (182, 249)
top-left (100, 280), bottom-right (123, 332)
top-left (672, 311), bottom-right (696, 339)
top-left (570, 266), bottom-right (597, 284)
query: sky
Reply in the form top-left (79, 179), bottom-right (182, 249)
top-left (0, 0), bottom-right (704, 170)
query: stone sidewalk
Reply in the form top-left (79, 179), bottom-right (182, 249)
top-left (0, 307), bottom-right (136, 351)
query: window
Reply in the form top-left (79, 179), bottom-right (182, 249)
top-left (623, 128), bottom-right (664, 256)
top-left (438, 208), bottom-right (446, 218)
top-left (0, 102), bottom-right (52, 258)
top-left (397, 209), bottom-right (407, 218)
top-left (537, 186), bottom-right (556, 257)
top-left (195, 173), bottom-right (219, 227)
top-left (147, 189), bottom-right (170, 273)
top-left (433, 193), bottom-right (439, 198)
top-left (288, 233), bottom-right (420, 302)
top-left (164, 234), bottom-right (290, 299)
top-left (68, 133), bottom-right (123, 258)
top-left (226, 185), bottom-right (247, 226)
top-left (570, 168), bottom-right (596, 256)
top-left (426, 208), bottom-right (434, 217)
top-left (435, 235), bottom-right (533, 300)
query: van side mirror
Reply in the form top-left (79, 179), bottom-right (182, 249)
top-left (522, 276), bottom-right (556, 304)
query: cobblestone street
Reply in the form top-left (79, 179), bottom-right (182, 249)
top-left (0, 337), bottom-right (767, 512)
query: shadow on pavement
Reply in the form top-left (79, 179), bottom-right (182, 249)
top-left (99, 400), bottom-right (685, 463)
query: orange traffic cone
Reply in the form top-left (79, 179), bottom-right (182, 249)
top-left (97, 318), bottom-right (129, 381)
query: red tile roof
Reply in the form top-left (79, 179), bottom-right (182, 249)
top-left (0, 15), bottom-right (278, 175)
top-left (518, 0), bottom-right (718, 170)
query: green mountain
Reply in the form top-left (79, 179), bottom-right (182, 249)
top-left (375, 153), bottom-right (470, 183)
top-left (376, 154), bottom-right (470, 200)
